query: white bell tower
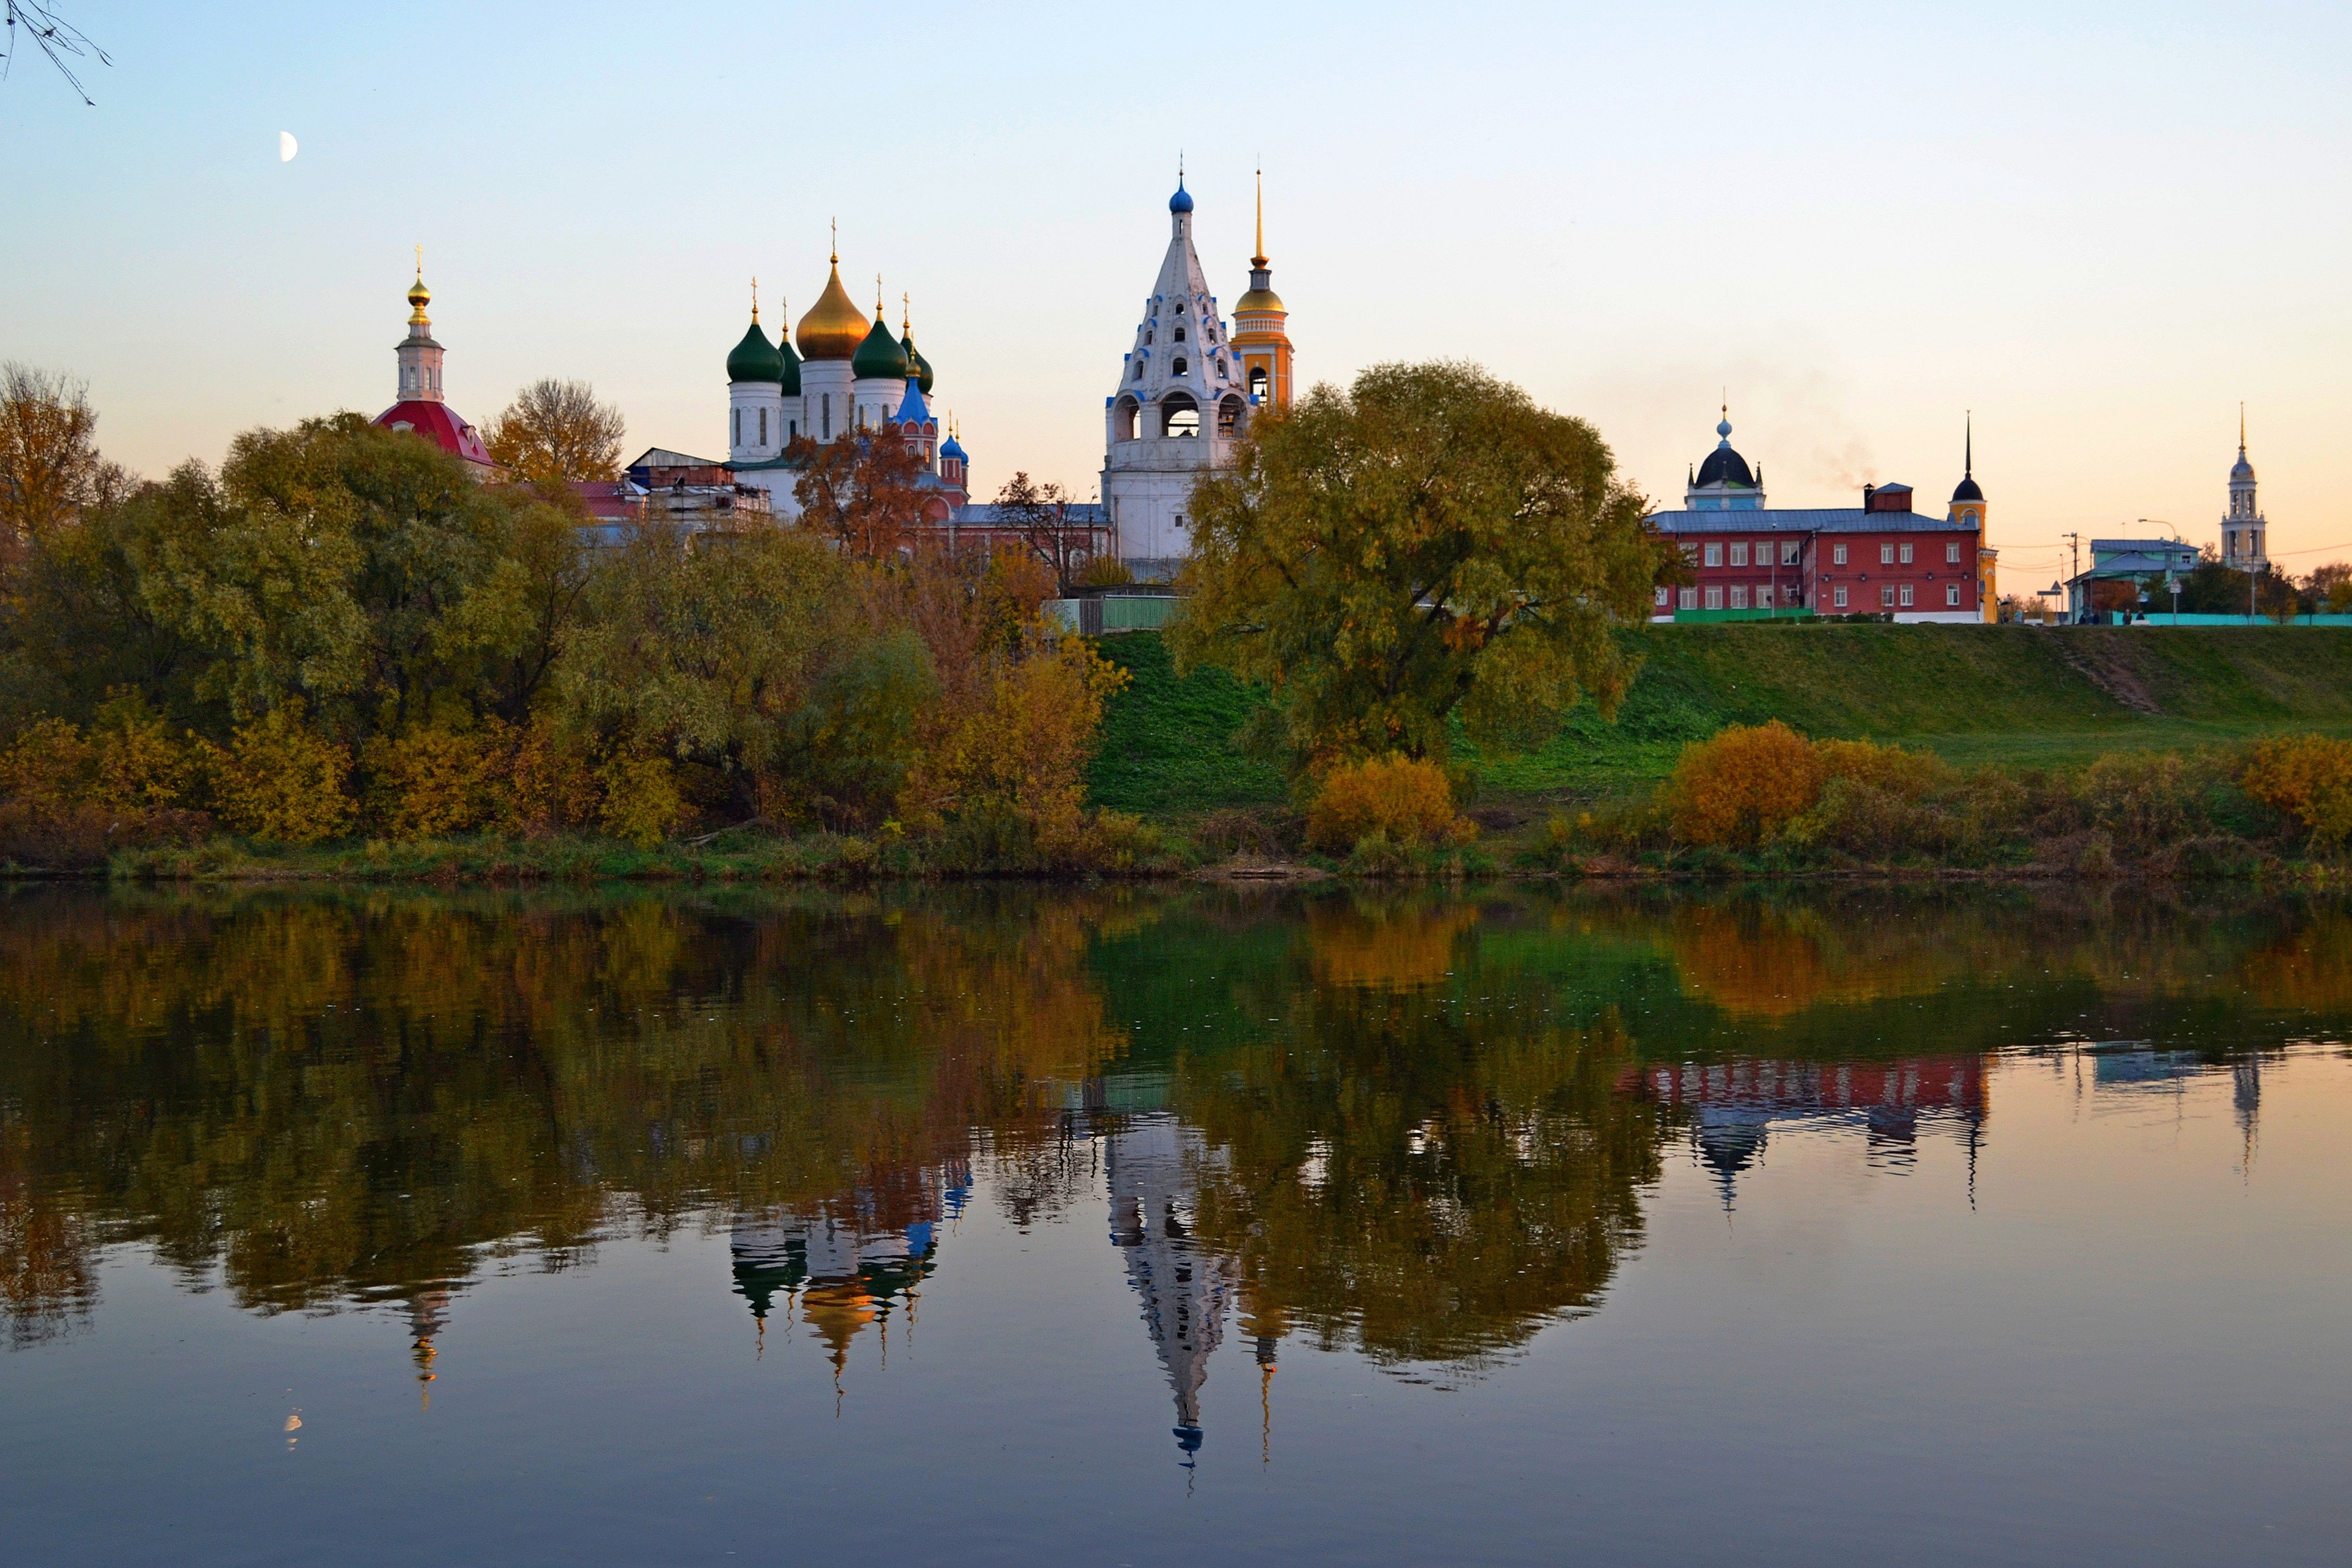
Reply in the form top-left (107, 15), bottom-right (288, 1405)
top-left (1101, 174), bottom-right (1252, 579)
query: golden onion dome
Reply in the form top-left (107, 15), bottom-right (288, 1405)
top-left (1234, 284), bottom-right (1285, 318)
top-left (796, 261), bottom-right (869, 361)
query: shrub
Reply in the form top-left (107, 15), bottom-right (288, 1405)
top-left (2240, 734), bottom-right (2352, 849)
top-left (1305, 754), bottom-right (1469, 853)
top-left (363, 724), bottom-right (507, 839)
top-left (2078, 751), bottom-right (2208, 844)
top-left (502, 718), bottom-right (604, 839)
top-left (87, 694), bottom-right (194, 810)
top-left (594, 752), bottom-right (687, 849)
top-left (1082, 809), bottom-right (1165, 872)
top-left (1198, 806), bottom-right (1281, 858)
top-left (1666, 721), bottom-right (1825, 848)
top-left (207, 702), bottom-right (354, 844)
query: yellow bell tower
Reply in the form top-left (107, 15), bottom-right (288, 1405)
top-left (1231, 170), bottom-right (1293, 415)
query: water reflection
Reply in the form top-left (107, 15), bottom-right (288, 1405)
top-left (2, 883), bottom-right (2347, 1467)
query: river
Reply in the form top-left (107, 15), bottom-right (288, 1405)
top-left (1, 884), bottom-right (2346, 1564)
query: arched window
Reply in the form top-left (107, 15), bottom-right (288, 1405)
top-left (758, 408), bottom-right (768, 446)
top-left (733, 408), bottom-right (741, 445)
top-left (1171, 356), bottom-right (1188, 377)
top-left (1162, 391), bottom-right (1199, 439)
top-left (1249, 367), bottom-right (1269, 405)
top-left (1174, 325), bottom-right (1186, 342)
top-left (1134, 360), bottom-right (1145, 380)
top-left (1113, 396), bottom-right (1139, 442)
top-left (1217, 394), bottom-right (1245, 438)
top-left (1145, 330), bottom-right (1153, 344)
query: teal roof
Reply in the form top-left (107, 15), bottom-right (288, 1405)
top-left (851, 317), bottom-right (908, 380)
top-left (726, 319), bottom-right (782, 384)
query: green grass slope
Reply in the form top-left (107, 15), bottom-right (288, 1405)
top-left (1090, 626), bottom-right (2352, 814)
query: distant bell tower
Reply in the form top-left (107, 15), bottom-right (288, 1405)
top-left (2221, 406), bottom-right (2267, 571)
top-left (1231, 171), bottom-right (1294, 415)
top-left (1948, 414), bottom-right (1985, 530)
top-left (395, 250), bottom-right (445, 403)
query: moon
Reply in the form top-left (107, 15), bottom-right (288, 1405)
top-left (279, 131), bottom-right (298, 163)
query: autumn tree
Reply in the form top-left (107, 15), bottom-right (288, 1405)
top-left (992, 470), bottom-right (1085, 593)
top-left (483, 378), bottom-right (626, 485)
top-left (0, 363), bottom-right (127, 562)
top-left (1169, 361), bottom-right (1668, 774)
top-left (789, 427), bottom-right (925, 557)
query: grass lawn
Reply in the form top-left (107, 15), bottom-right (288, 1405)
top-left (1089, 625), bottom-right (2352, 820)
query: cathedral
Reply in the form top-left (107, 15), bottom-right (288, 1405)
top-left (718, 250), bottom-right (969, 523)
top-left (1101, 174), bottom-right (1295, 577)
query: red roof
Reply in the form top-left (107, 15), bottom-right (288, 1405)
top-left (374, 400), bottom-right (496, 468)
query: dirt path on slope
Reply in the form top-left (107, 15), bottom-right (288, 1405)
top-left (2050, 631), bottom-right (2162, 715)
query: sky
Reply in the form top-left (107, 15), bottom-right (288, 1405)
top-left (5, 1), bottom-right (2348, 592)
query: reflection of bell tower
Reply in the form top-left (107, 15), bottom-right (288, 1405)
top-left (1107, 1114), bottom-right (1234, 1462)
top-left (407, 1286), bottom-right (451, 1409)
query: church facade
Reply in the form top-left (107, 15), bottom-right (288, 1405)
top-left (1101, 176), bottom-right (1294, 578)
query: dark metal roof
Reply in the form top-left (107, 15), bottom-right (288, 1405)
top-left (1694, 446), bottom-right (1756, 488)
top-left (1649, 507), bottom-right (1975, 534)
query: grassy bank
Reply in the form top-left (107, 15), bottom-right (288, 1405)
top-left (1087, 623), bottom-right (2352, 813)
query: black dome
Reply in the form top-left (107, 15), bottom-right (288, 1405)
top-left (1951, 475), bottom-right (1984, 503)
top-left (1695, 445), bottom-right (1755, 488)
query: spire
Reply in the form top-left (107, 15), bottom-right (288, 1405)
top-left (1965, 411), bottom-right (1973, 477)
top-left (750, 275), bottom-right (759, 325)
top-left (1252, 167), bottom-right (1267, 268)
top-left (2240, 401), bottom-right (2247, 456)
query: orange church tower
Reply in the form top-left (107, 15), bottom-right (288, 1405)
top-left (1231, 171), bottom-right (1294, 414)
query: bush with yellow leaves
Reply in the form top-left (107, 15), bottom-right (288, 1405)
top-left (363, 724), bottom-right (509, 839)
top-left (1305, 754), bottom-right (1471, 854)
top-left (2240, 733), bottom-right (2352, 850)
top-left (205, 701), bottom-right (354, 845)
top-left (1664, 721), bottom-right (1827, 848)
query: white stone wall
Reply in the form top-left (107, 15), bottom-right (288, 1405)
top-left (852, 378), bottom-right (905, 435)
top-left (799, 361), bottom-right (854, 444)
top-left (728, 380), bottom-right (785, 464)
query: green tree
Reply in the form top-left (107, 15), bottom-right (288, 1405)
top-left (1169, 362), bottom-right (1665, 772)
top-left (135, 415), bottom-right (528, 735)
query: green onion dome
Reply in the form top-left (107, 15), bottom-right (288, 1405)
top-left (851, 316), bottom-right (908, 380)
top-left (777, 332), bottom-right (802, 397)
top-left (727, 318), bottom-right (783, 384)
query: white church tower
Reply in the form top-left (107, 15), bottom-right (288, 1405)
top-left (1102, 176), bottom-right (1252, 579)
top-left (2221, 406), bottom-right (2267, 572)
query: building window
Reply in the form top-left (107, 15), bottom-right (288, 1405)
top-left (822, 394), bottom-right (831, 440)
top-left (1780, 541), bottom-right (1799, 566)
top-left (1882, 584), bottom-right (1897, 608)
top-left (1758, 584), bottom-right (1774, 609)
top-left (1730, 542), bottom-right (1749, 567)
top-left (1705, 586), bottom-right (1724, 610)
top-left (1834, 544), bottom-right (1849, 566)
top-left (1174, 326), bottom-right (1187, 342)
top-left (1900, 542), bottom-right (1915, 565)
top-left (1704, 542), bottom-right (1723, 567)
top-left (1145, 331), bottom-right (1153, 344)
top-left (758, 408), bottom-right (768, 446)
top-left (1946, 541), bottom-right (1961, 564)
top-left (1880, 543), bottom-right (1896, 565)
top-left (1680, 587), bottom-right (1697, 610)
top-left (1947, 583), bottom-right (1962, 607)
top-left (1250, 367), bottom-right (1269, 405)
top-left (1730, 585), bottom-right (1748, 609)
top-left (1172, 357), bottom-right (1188, 377)
top-left (1655, 586), bottom-right (1670, 608)
top-left (788, 420), bottom-right (797, 443)
top-left (1834, 585), bottom-right (1849, 609)
top-left (733, 408), bottom-right (741, 445)
top-left (1681, 544), bottom-right (1698, 563)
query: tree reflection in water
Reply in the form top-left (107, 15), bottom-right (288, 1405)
top-left (1, 884), bottom-right (2342, 1457)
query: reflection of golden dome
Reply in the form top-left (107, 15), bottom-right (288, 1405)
top-left (796, 262), bottom-right (869, 361)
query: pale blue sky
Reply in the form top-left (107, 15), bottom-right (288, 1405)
top-left (6, 1), bottom-right (2348, 587)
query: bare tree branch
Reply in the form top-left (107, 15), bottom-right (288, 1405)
top-left (2, 2), bottom-right (112, 106)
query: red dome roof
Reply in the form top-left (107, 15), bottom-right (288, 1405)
top-left (373, 400), bottom-right (496, 469)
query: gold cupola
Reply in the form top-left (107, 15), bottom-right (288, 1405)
top-left (796, 253), bottom-right (870, 362)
